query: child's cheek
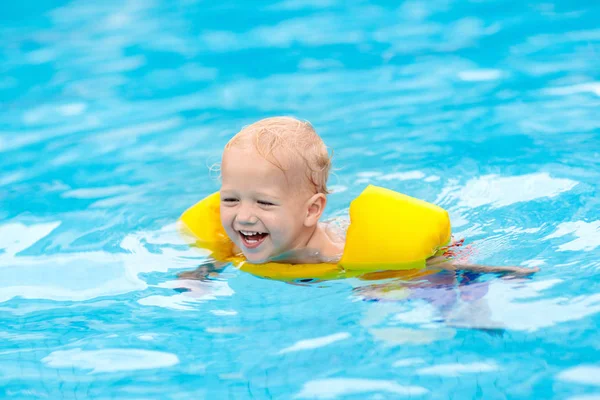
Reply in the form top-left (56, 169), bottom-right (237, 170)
top-left (220, 210), bottom-right (235, 239)
top-left (263, 214), bottom-right (280, 236)
top-left (219, 206), bottom-right (227, 225)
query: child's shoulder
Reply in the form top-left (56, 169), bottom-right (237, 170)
top-left (322, 216), bottom-right (349, 242)
top-left (317, 217), bottom-right (347, 262)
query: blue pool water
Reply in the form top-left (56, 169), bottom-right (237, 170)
top-left (1, 0), bottom-right (599, 398)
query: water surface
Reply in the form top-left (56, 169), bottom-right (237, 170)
top-left (1, 0), bottom-right (599, 398)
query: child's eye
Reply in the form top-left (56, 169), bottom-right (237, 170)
top-left (257, 200), bottom-right (275, 206)
top-left (222, 198), bottom-right (239, 203)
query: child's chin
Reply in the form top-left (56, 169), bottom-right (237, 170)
top-left (243, 253), bottom-right (270, 264)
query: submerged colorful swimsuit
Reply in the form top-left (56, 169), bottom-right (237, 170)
top-left (180, 185), bottom-right (452, 281)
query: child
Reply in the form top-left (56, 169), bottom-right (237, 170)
top-left (218, 116), bottom-right (537, 276)
top-left (219, 116), bottom-right (344, 265)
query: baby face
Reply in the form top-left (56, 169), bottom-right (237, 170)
top-left (219, 146), bottom-right (312, 263)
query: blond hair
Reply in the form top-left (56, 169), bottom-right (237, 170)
top-left (225, 116), bottom-right (331, 194)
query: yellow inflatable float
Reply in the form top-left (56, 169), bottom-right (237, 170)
top-left (180, 185), bottom-right (451, 281)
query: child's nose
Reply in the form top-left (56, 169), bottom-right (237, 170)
top-left (237, 205), bottom-right (257, 225)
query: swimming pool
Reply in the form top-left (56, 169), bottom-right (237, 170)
top-left (1, 0), bottom-right (599, 398)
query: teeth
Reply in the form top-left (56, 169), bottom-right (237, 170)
top-left (240, 230), bottom-right (265, 235)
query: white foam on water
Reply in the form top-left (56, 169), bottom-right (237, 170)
top-left (417, 361), bottom-right (499, 376)
top-left (0, 222), bottom-right (61, 257)
top-left (42, 348), bottom-right (179, 373)
top-left (493, 226), bottom-right (542, 234)
top-left (544, 82), bottom-right (600, 97)
top-left (356, 171), bottom-right (382, 178)
top-left (205, 326), bottom-right (243, 334)
top-left (557, 366), bottom-right (600, 386)
top-left (370, 327), bottom-right (456, 345)
top-left (0, 278), bottom-right (145, 303)
top-left (449, 212), bottom-right (470, 228)
top-left (441, 173), bottom-right (578, 208)
top-left (0, 222), bottom-right (212, 304)
top-left (278, 332), bottom-right (351, 354)
top-left (376, 171), bottom-right (426, 181)
top-left (295, 378), bottom-right (428, 398)
top-left (138, 294), bottom-right (197, 311)
top-left (567, 395), bottom-right (600, 400)
top-left (61, 185), bottom-right (132, 199)
top-left (424, 175), bottom-right (440, 182)
top-left (392, 357), bottom-right (426, 367)
top-left (447, 279), bottom-right (600, 331)
top-left (521, 259), bottom-right (546, 268)
top-left (138, 279), bottom-right (234, 310)
top-left (393, 303), bottom-right (439, 324)
top-left (544, 221), bottom-right (600, 251)
top-left (0, 171), bottom-right (27, 186)
top-left (210, 309), bottom-right (238, 316)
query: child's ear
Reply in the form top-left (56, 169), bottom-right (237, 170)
top-left (304, 193), bottom-right (327, 227)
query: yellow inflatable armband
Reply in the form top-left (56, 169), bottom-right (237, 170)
top-left (340, 185), bottom-right (451, 269)
top-left (180, 192), bottom-right (235, 262)
top-left (179, 185), bottom-right (451, 281)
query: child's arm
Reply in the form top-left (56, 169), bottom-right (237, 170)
top-left (426, 256), bottom-right (539, 276)
top-left (177, 260), bottom-right (228, 281)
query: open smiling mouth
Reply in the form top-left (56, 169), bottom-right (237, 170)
top-left (239, 230), bottom-right (269, 249)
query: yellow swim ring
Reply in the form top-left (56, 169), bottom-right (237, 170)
top-left (179, 185), bottom-right (451, 281)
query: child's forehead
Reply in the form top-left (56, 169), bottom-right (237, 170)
top-left (222, 145), bottom-right (313, 193)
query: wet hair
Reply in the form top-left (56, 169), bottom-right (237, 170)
top-left (224, 116), bottom-right (331, 194)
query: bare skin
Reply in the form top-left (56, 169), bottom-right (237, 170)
top-left (220, 146), bottom-right (347, 264)
top-left (426, 255), bottom-right (539, 276)
top-left (238, 221), bottom-right (344, 264)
